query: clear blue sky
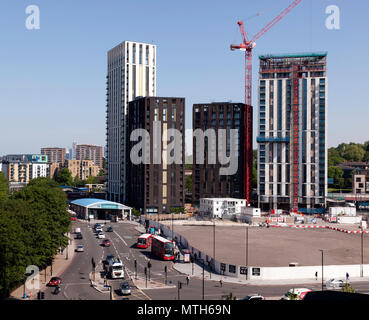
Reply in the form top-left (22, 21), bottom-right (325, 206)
top-left (0, 0), bottom-right (368, 155)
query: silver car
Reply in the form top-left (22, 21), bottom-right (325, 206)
top-left (325, 278), bottom-right (347, 289)
top-left (121, 282), bottom-right (131, 295)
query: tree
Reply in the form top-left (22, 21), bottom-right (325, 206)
top-left (55, 168), bottom-right (73, 186)
top-left (185, 175), bottom-right (192, 192)
top-left (85, 176), bottom-right (98, 185)
top-left (0, 177), bottom-right (70, 297)
top-left (328, 148), bottom-right (344, 166)
top-left (132, 208), bottom-right (140, 217)
top-left (328, 166), bottom-right (344, 189)
top-left (342, 144), bottom-right (365, 162)
top-left (73, 176), bottom-right (85, 187)
top-left (0, 172), bottom-right (9, 204)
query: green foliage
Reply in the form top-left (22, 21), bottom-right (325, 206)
top-left (132, 208), bottom-right (140, 217)
top-left (328, 148), bottom-right (344, 166)
top-left (328, 166), bottom-right (344, 189)
top-left (55, 168), bottom-right (73, 186)
top-left (342, 282), bottom-right (355, 293)
top-left (0, 172), bottom-right (9, 204)
top-left (329, 142), bottom-right (368, 164)
top-left (170, 207), bottom-right (185, 214)
top-left (85, 175), bottom-right (98, 185)
top-left (185, 175), bottom-right (192, 192)
top-left (73, 176), bottom-right (85, 187)
top-left (0, 177), bottom-right (70, 298)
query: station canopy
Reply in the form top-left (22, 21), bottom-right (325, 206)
top-left (70, 198), bottom-right (131, 210)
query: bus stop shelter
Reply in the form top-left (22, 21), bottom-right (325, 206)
top-left (70, 198), bottom-right (132, 221)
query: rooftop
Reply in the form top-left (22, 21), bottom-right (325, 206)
top-left (259, 52), bottom-right (328, 60)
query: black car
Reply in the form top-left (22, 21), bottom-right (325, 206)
top-left (107, 226), bottom-right (113, 232)
top-left (76, 232), bottom-right (83, 239)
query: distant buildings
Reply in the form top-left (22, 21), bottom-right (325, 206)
top-left (76, 144), bottom-right (103, 168)
top-left (106, 41), bottom-right (157, 204)
top-left (353, 170), bottom-right (369, 194)
top-left (64, 160), bottom-right (100, 181)
top-left (192, 102), bottom-right (253, 205)
top-left (127, 97), bottom-right (185, 214)
top-left (257, 53), bottom-right (328, 210)
top-left (1, 154), bottom-right (49, 185)
top-left (41, 147), bottom-right (66, 163)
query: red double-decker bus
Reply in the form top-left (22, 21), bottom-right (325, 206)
top-left (151, 235), bottom-right (175, 260)
top-left (137, 233), bottom-right (153, 249)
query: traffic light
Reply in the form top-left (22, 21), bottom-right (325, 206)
top-left (164, 266), bottom-right (167, 273)
top-left (37, 292), bottom-right (41, 300)
top-left (134, 259), bottom-right (137, 268)
top-left (144, 267), bottom-right (147, 275)
top-left (178, 281), bottom-right (182, 289)
top-left (148, 261), bottom-right (152, 269)
top-left (41, 292), bottom-right (45, 300)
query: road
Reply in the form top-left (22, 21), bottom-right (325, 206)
top-left (45, 220), bottom-right (369, 300)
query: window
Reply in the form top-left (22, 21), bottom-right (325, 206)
top-left (252, 268), bottom-right (261, 276)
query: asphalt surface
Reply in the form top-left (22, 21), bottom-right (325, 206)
top-left (44, 220), bottom-right (369, 300)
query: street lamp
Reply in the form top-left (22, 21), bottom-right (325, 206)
top-left (197, 258), bottom-right (205, 300)
top-left (246, 224), bottom-right (249, 280)
top-left (361, 231), bottom-right (364, 277)
top-left (213, 216), bottom-right (216, 274)
top-left (319, 249), bottom-right (324, 291)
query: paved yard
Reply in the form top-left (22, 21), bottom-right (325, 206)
top-left (173, 225), bottom-right (369, 267)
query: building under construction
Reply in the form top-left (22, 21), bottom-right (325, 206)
top-left (256, 52), bottom-right (327, 211)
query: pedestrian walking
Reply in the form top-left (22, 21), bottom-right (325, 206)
top-left (186, 276), bottom-right (190, 286)
top-left (315, 271), bottom-right (318, 280)
top-left (219, 279), bottom-right (223, 287)
top-left (346, 272), bottom-right (350, 281)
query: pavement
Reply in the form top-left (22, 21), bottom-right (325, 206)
top-left (172, 258), bottom-right (369, 287)
top-left (10, 232), bottom-right (76, 300)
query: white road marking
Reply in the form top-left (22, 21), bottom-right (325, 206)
top-left (113, 231), bottom-right (128, 246)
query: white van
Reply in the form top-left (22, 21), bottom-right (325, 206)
top-left (74, 227), bottom-right (81, 234)
top-left (281, 288), bottom-right (311, 300)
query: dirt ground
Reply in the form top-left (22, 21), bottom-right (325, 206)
top-left (174, 225), bottom-right (369, 267)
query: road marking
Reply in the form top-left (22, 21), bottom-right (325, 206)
top-left (114, 231), bottom-right (128, 246)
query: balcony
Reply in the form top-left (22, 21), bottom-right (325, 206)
top-left (256, 137), bottom-right (290, 143)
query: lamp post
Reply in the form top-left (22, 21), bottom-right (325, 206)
top-left (319, 249), bottom-right (324, 291)
top-left (171, 211), bottom-right (174, 240)
top-left (361, 231), bottom-right (364, 277)
top-left (198, 258), bottom-right (205, 300)
top-left (213, 217), bottom-right (215, 274)
top-left (246, 225), bottom-right (249, 280)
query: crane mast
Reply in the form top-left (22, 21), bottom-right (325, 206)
top-left (230, 0), bottom-right (303, 210)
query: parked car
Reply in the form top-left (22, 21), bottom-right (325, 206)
top-left (106, 226), bottom-right (113, 232)
top-left (95, 227), bottom-right (103, 233)
top-left (240, 294), bottom-right (265, 300)
top-left (325, 278), bottom-right (347, 289)
top-left (76, 245), bottom-right (84, 252)
top-left (120, 282), bottom-right (131, 295)
top-left (48, 277), bottom-right (62, 286)
top-left (98, 232), bottom-right (105, 239)
top-left (103, 239), bottom-right (111, 247)
top-left (281, 288), bottom-right (311, 300)
top-left (75, 232), bottom-right (83, 239)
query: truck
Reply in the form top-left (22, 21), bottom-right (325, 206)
top-left (106, 257), bottom-right (124, 279)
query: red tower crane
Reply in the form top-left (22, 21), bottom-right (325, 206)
top-left (230, 0), bottom-right (303, 207)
